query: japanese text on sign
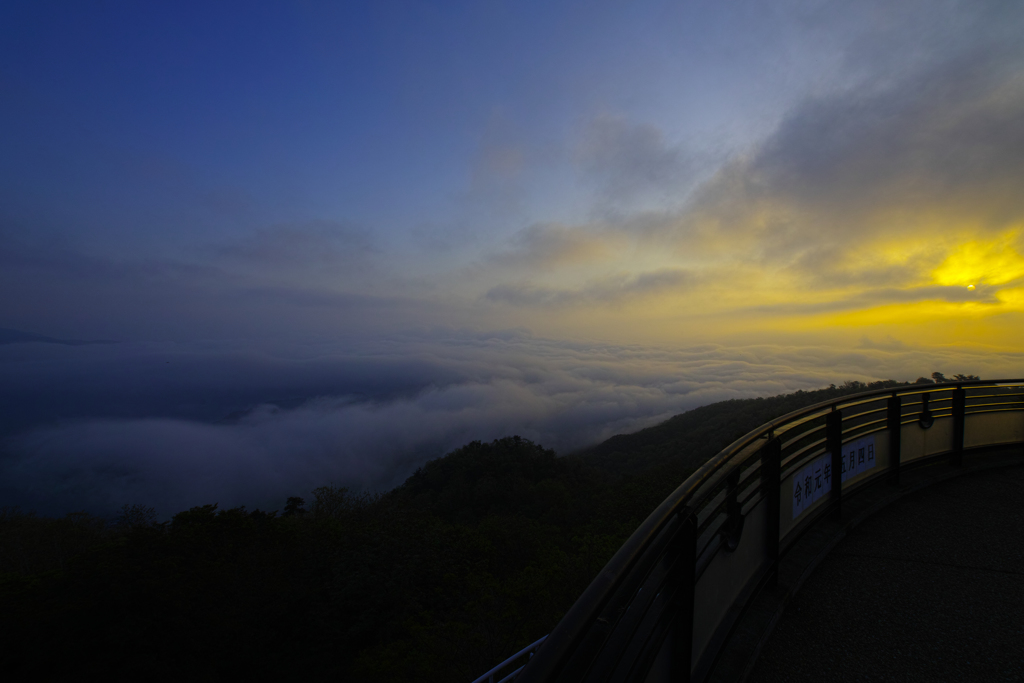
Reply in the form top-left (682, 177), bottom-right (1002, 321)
top-left (792, 435), bottom-right (875, 519)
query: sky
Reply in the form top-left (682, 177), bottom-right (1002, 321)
top-left (2, 0), bottom-right (1023, 516)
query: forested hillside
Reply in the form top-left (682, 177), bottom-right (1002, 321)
top-left (0, 379), bottom-right (927, 681)
top-left (577, 380), bottom-right (906, 475)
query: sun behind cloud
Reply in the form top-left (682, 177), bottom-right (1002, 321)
top-left (932, 231), bottom-right (1024, 288)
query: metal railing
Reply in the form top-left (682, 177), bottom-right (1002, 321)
top-left (486, 379), bottom-right (1024, 683)
top-left (471, 636), bottom-right (548, 683)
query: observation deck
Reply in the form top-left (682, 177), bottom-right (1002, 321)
top-left (473, 380), bottom-right (1024, 683)
top-left (747, 461), bottom-right (1023, 681)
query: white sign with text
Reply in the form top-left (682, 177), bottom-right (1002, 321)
top-left (792, 434), bottom-right (875, 519)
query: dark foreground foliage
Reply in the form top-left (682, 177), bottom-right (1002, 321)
top-left (0, 440), bottom-right (640, 682)
top-left (0, 379), bottom-right (940, 681)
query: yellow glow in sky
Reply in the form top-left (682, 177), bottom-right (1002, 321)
top-left (932, 233), bottom-right (1024, 287)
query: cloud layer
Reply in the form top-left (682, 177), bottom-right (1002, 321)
top-left (474, 34), bottom-right (1024, 349)
top-left (3, 333), bottom-right (1019, 518)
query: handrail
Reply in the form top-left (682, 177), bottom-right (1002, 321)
top-left (471, 636), bottom-right (548, 683)
top-left (485, 379), bottom-right (1024, 683)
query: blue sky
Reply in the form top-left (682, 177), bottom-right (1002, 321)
top-left (3, 1), bottom-right (970, 285)
top-left (2, 1), bottom-right (1023, 515)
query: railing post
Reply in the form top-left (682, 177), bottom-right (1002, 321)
top-left (918, 392), bottom-right (934, 429)
top-left (721, 468), bottom-right (745, 551)
top-left (827, 409), bottom-right (843, 518)
top-left (887, 393), bottom-right (901, 486)
top-left (672, 510), bottom-right (697, 683)
top-left (761, 436), bottom-right (781, 589)
top-left (952, 387), bottom-right (966, 467)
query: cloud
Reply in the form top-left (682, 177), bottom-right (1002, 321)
top-left (467, 36), bottom-right (1024, 338)
top-left (737, 284), bottom-right (1001, 317)
top-left (575, 115), bottom-right (701, 208)
top-left (3, 332), bottom-right (1020, 518)
top-left (210, 220), bottom-right (376, 272)
top-left (485, 268), bottom-right (695, 307)
top-left (469, 36), bottom-right (1024, 338)
top-left (7, 35), bottom-right (1024, 346)
top-left (0, 226), bottom-right (447, 341)
top-left (859, 336), bottom-right (907, 352)
top-left (682, 44), bottom-right (1024, 262)
top-left (489, 222), bottom-right (618, 270)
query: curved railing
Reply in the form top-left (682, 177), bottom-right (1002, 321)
top-left (471, 636), bottom-right (548, 683)
top-left (499, 379), bottom-right (1024, 683)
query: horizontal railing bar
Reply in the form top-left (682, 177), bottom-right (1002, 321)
top-left (497, 665), bottom-right (526, 683)
top-left (738, 458), bottom-right (763, 485)
top-left (843, 416), bottom-right (888, 436)
top-left (740, 490), bottom-right (765, 516)
top-left (901, 399), bottom-right (953, 410)
top-left (772, 411), bottom-right (831, 438)
top-left (697, 513), bottom-right (726, 557)
top-left (471, 636), bottom-right (548, 683)
top-left (740, 479), bottom-right (760, 505)
top-left (698, 503), bottom-right (727, 537)
top-left (697, 482), bottom-right (763, 536)
top-left (780, 424), bottom-right (825, 453)
top-left (841, 406), bottom-right (888, 421)
top-left (897, 417), bottom-right (950, 428)
top-left (966, 404), bottom-right (1024, 411)
top-left (697, 491), bottom-right (726, 528)
top-left (966, 401), bottom-right (1024, 410)
top-left (781, 438), bottom-right (827, 472)
top-left (965, 406), bottom-right (1024, 415)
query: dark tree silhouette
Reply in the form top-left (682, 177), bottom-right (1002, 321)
top-left (283, 497), bottom-right (307, 516)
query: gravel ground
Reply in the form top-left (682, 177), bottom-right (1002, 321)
top-left (749, 464), bottom-right (1024, 683)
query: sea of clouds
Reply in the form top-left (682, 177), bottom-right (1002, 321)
top-left (1, 330), bottom-right (1016, 519)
